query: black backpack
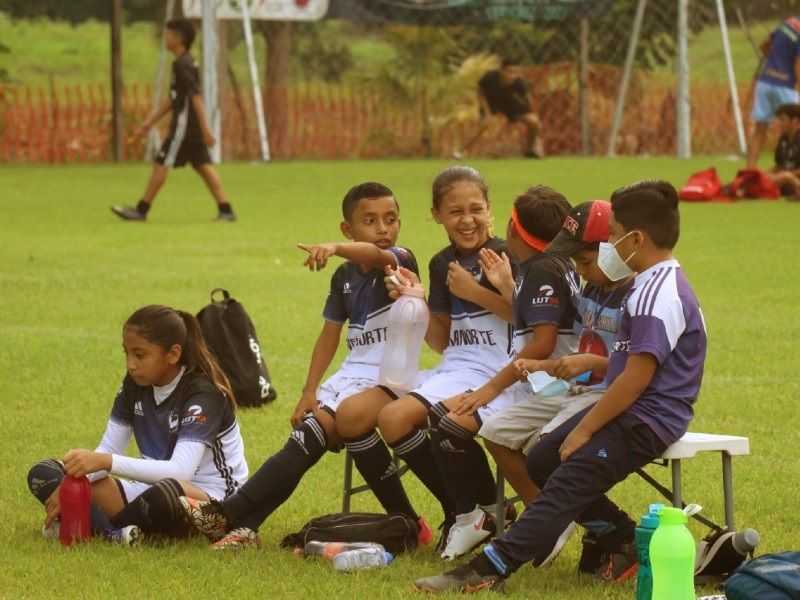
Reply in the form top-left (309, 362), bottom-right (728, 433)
top-left (196, 289), bottom-right (277, 408)
top-left (280, 512), bottom-right (419, 555)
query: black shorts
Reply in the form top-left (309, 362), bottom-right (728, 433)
top-left (155, 137), bottom-right (211, 168)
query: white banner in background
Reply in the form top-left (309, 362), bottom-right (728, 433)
top-left (182, 0), bottom-right (328, 21)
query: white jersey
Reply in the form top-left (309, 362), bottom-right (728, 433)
top-left (428, 238), bottom-right (512, 377)
top-left (322, 246), bottom-right (419, 380)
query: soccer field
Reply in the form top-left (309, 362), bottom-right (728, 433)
top-left (2, 158), bottom-right (798, 599)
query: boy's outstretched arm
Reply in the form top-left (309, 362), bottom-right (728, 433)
top-left (559, 353), bottom-right (657, 461)
top-left (454, 323), bottom-right (557, 415)
top-left (190, 94), bottom-right (216, 148)
top-left (298, 242), bottom-right (399, 272)
top-left (291, 320), bottom-right (343, 427)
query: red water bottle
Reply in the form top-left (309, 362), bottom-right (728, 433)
top-left (59, 476), bottom-right (92, 546)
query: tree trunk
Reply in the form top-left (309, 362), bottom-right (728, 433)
top-left (260, 21), bottom-right (292, 158)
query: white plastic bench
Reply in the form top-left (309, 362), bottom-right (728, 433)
top-left (494, 431), bottom-right (751, 531)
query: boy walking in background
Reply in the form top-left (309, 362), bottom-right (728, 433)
top-left (111, 18), bottom-right (236, 222)
top-left (415, 180), bottom-right (708, 593)
top-left (769, 103), bottom-right (800, 198)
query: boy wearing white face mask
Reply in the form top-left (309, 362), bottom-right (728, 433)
top-left (414, 180), bottom-right (708, 594)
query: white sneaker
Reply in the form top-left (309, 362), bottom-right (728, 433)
top-left (540, 521), bottom-right (577, 567)
top-left (440, 507), bottom-right (494, 561)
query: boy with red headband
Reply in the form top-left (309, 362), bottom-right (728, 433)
top-left (431, 186), bottom-right (580, 560)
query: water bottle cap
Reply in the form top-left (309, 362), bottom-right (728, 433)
top-left (640, 514), bottom-right (660, 529)
top-left (649, 503), bottom-right (665, 515)
top-left (658, 506), bottom-right (688, 525)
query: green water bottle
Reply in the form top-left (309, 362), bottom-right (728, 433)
top-left (650, 507), bottom-right (696, 600)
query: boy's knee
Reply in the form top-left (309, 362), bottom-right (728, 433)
top-left (335, 400), bottom-right (370, 438)
top-left (27, 459), bottom-right (65, 504)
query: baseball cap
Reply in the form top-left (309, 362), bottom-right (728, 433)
top-left (547, 200), bottom-right (612, 257)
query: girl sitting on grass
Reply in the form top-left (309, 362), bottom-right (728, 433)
top-left (26, 305), bottom-right (248, 544)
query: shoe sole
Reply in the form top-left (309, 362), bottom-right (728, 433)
top-left (110, 207), bottom-right (145, 221)
top-left (127, 526), bottom-right (143, 547)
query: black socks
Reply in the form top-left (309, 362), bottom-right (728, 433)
top-left (344, 430), bottom-right (418, 519)
top-left (218, 202), bottom-right (233, 215)
top-left (390, 428), bottom-right (456, 518)
top-left (223, 416), bottom-right (328, 531)
top-left (136, 200), bottom-right (151, 215)
top-left (111, 478), bottom-right (189, 537)
top-left (436, 415), bottom-right (497, 514)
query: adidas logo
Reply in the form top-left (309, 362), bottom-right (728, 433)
top-left (291, 430), bottom-right (309, 455)
top-left (439, 439), bottom-right (465, 454)
top-left (380, 462), bottom-right (399, 480)
top-left (134, 401), bottom-right (144, 416)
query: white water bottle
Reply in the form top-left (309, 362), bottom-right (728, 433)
top-left (378, 286), bottom-right (429, 393)
top-left (332, 547), bottom-right (394, 572)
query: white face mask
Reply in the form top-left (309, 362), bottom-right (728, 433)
top-left (598, 231), bottom-right (638, 282)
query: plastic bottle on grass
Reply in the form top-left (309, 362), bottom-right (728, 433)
top-left (59, 475), bottom-right (92, 546)
top-left (332, 547), bottom-right (394, 572)
top-left (650, 507), bottom-right (696, 600)
top-left (378, 282), bottom-right (429, 394)
top-left (304, 541), bottom-right (385, 560)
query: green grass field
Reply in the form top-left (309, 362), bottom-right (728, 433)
top-left (2, 158), bottom-right (798, 599)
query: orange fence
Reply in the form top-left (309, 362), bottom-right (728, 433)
top-left (0, 68), bottom-right (749, 163)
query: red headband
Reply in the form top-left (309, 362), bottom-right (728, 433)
top-left (511, 207), bottom-right (549, 252)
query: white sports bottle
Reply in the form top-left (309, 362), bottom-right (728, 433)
top-left (378, 285), bottom-right (429, 393)
top-left (332, 547), bottom-right (394, 572)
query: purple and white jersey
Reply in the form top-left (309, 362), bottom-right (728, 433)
top-left (605, 259), bottom-right (707, 445)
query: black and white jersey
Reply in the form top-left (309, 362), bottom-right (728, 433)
top-left (168, 53), bottom-right (203, 144)
top-left (109, 370), bottom-right (247, 498)
top-left (429, 238), bottom-right (512, 377)
top-left (323, 246), bottom-right (419, 380)
top-left (512, 252), bottom-right (579, 358)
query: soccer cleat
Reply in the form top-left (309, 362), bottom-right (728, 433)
top-left (104, 525), bottom-right (143, 547)
top-left (414, 563), bottom-right (505, 594)
top-left (211, 527), bottom-right (261, 551)
top-left (539, 522), bottom-right (577, 567)
top-left (594, 542), bottom-right (639, 582)
top-left (42, 520), bottom-right (60, 540)
top-left (179, 496), bottom-right (228, 542)
top-left (215, 211), bottom-right (237, 222)
top-left (111, 205), bottom-right (146, 221)
top-left (417, 516), bottom-right (434, 546)
top-left (441, 507), bottom-right (495, 561)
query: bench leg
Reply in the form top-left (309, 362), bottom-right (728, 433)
top-left (495, 469), bottom-right (506, 532)
top-left (342, 451), bottom-right (353, 513)
top-left (722, 453), bottom-right (735, 530)
top-left (671, 459), bottom-right (683, 507)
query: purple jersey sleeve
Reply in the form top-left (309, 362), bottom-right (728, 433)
top-left (516, 265), bottom-right (571, 328)
top-left (627, 292), bottom-right (686, 364)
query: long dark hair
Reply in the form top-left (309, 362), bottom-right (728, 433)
top-left (125, 305), bottom-right (236, 408)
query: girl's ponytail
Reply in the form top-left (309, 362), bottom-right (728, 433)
top-left (175, 310), bottom-right (237, 409)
